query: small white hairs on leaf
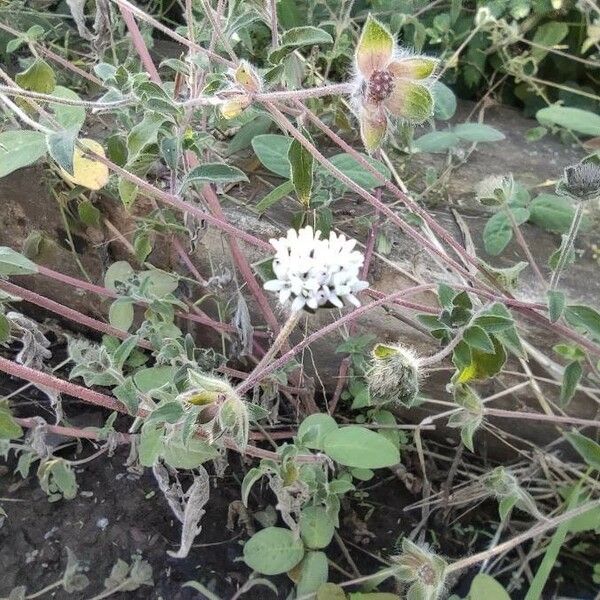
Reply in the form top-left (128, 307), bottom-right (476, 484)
top-left (263, 226), bottom-right (369, 312)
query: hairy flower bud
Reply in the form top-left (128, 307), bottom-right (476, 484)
top-left (180, 372), bottom-right (249, 449)
top-left (558, 161), bottom-right (600, 202)
top-left (392, 539), bottom-right (447, 600)
top-left (220, 94), bottom-right (251, 120)
top-left (366, 343), bottom-right (421, 407)
top-left (475, 174), bottom-right (514, 206)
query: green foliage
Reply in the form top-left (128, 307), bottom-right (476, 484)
top-left (0, 130), bottom-right (47, 177)
top-left (323, 425), bottom-right (400, 469)
top-left (243, 526), bottom-right (305, 575)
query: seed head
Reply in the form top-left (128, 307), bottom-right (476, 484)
top-left (367, 69), bottom-right (394, 104)
top-left (558, 162), bottom-right (600, 202)
top-left (366, 342), bottom-right (421, 407)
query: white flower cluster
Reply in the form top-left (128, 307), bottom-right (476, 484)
top-left (264, 226), bottom-right (369, 312)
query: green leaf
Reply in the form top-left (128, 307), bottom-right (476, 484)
top-left (48, 86), bottom-right (86, 130)
top-left (227, 115), bottom-right (273, 155)
top-left (184, 163), bottom-right (248, 187)
top-left (298, 413), bottom-right (338, 450)
top-left (0, 400), bottom-right (23, 439)
top-left (0, 314), bottom-right (10, 344)
top-left (463, 325), bottom-right (495, 353)
top-left (139, 422), bottom-right (164, 467)
top-left (243, 527), bottom-right (305, 575)
top-left (288, 133), bottom-right (313, 206)
top-left (564, 431), bottom-right (600, 471)
top-left (296, 551), bottom-right (329, 598)
top-left (255, 180), bottom-right (294, 213)
top-left (454, 123), bottom-right (505, 142)
top-left (323, 425), bottom-right (400, 469)
top-left (133, 365), bottom-right (176, 394)
top-left (162, 438), bottom-right (218, 469)
top-left (299, 505), bottom-right (335, 549)
top-left (560, 361), bottom-right (582, 406)
top-left (547, 290), bottom-right (565, 323)
top-left (78, 199), bottom-right (101, 227)
top-left (0, 246), bottom-right (38, 275)
top-left (46, 128), bottom-right (78, 175)
top-left (564, 305), bottom-right (600, 342)
top-left (146, 402), bottom-right (184, 425)
top-left (0, 130), bottom-right (47, 178)
top-left (108, 298), bottom-right (134, 331)
top-left (468, 574), bottom-right (510, 600)
top-left (15, 58), bottom-right (55, 93)
top-left (241, 467), bottom-right (264, 506)
top-left (269, 27), bottom-right (333, 62)
top-left (317, 583), bottom-right (346, 600)
top-left (432, 81), bottom-right (456, 120)
top-left (529, 194), bottom-right (581, 233)
top-left (113, 378), bottom-right (139, 415)
top-left (536, 106), bottom-right (600, 137)
top-left (326, 153), bottom-right (390, 190)
top-left (127, 113), bottom-right (165, 163)
top-left (457, 336), bottom-right (506, 383)
top-left (483, 208), bottom-right (529, 255)
top-left (413, 131), bottom-right (460, 153)
top-left (251, 134), bottom-right (292, 177)
top-left (531, 22), bottom-right (569, 61)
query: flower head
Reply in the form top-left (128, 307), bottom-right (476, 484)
top-left (180, 371), bottom-right (249, 449)
top-left (392, 539), bottom-right (447, 600)
top-left (353, 15), bottom-right (438, 153)
top-left (558, 161), bottom-right (600, 202)
top-left (219, 60), bottom-right (262, 120)
top-left (366, 342), bottom-right (421, 407)
top-left (263, 226), bottom-right (369, 312)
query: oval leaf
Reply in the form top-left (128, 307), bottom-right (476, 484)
top-left (323, 425), bottom-right (400, 469)
top-left (243, 527), bottom-right (304, 575)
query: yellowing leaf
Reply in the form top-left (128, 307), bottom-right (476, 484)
top-left (59, 138), bottom-right (109, 190)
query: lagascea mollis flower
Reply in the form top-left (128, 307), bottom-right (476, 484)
top-left (353, 15), bottom-right (438, 153)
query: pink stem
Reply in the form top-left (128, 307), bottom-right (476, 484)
top-left (117, 4), bottom-right (162, 84)
top-left (329, 357), bottom-right (349, 415)
top-left (201, 183), bottom-right (282, 337)
top-left (236, 285), bottom-right (433, 395)
top-left (0, 279), bottom-right (153, 349)
top-left (264, 101), bottom-right (479, 286)
top-left (172, 237), bottom-right (209, 286)
top-left (0, 355), bottom-right (290, 462)
top-left (91, 151), bottom-right (271, 251)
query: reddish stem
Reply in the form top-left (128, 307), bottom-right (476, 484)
top-left (201, 183), bottom-right (282, 338)
top-left (236, 285), bottom-right (433, 395)
top-left (0, 355), bottom-right (289, 462)
top-left (0, 279), bottom-right (153, 349)
top-left (117, 4), bottom-right (162, 84)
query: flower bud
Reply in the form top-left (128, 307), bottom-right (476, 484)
top-left (557, 161), bottom-right (600, 202)
top-left (233, 61), bottom-right (262, 94)
top-left (366, 343), bottom-right (421, 407)
top-left (220, 94), bottom-right (251, 120)
top-left (392, 539), bottom-right (447, 600)
top-left (179, 372), bottom-right (249, 448)
top-left (475, 174), bottom-right (514, 206)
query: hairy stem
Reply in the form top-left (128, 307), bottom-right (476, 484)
top-left (549, 201), bottom-right (584, 290)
